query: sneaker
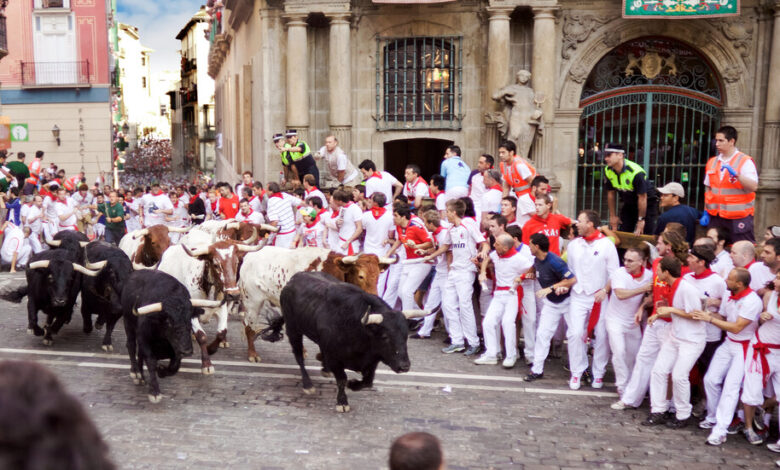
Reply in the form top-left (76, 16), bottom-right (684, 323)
top-left (665, 417), bottom-right (688, 429)
top-left (610, 400), bottom-right (629, 411)
top-left (642, 413), bottom-right (667, 426)
top-left (706, 433), bottom-right (727, 446)
top-left (569, 376), bottom-right (581, 390)
top-left (473, 354), bottom-right (498, 365)
top-left (767, 440), bottom-right (780, 453)
top-left (409, 333), bottom-right (430, 339)
top-left (502, 356), bottom-right (517, 368)
top-left (755, 406), bottom-right (768, 432)
top-left (726, 417), bottom-right (745, 435)
top-left (464, 345), bottom-right (481, 356)
top-left (524, 372), bottom-right (544, 382)
top-left (744, 427), bottom-right (764, 445)
top-left (441, 343), bottom-right (465, 354)
top-left (592, 378), bottom-right (604, 389)
top-left (698, 419), bottom-right (716, 430)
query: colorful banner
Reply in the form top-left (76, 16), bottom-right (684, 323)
top-left (623, 0), bottom-right (739, 18)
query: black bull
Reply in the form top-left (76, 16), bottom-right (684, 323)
top-left (275, 272), bottom-right (427, 412)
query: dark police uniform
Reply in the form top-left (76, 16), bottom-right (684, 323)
top-left (603, 159), bottom-right (658, 234)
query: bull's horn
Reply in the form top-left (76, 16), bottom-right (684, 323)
top-left (363, 313), bottom-right (383, 325)
top-left (85, 260), bottom-right (108, 270)
top-left (45, 240), bottom-right (61, 247)
top-left (241, 226), bottom-right (258, 245)
top-left (183, 244), bottom-right (209, 257)
top-left (341, 255), bottom-right (359, 264)
top-left (190, 299), bottom-right (222, 308)
top-left (168, 226), bottom-right (191, 233)
top-left (132, 261), bottom-right (149, 270)
top-left (402, 309), bottom-right (430, 319)
top-left (135, 302), bottom-right (163, 315)
top-left (237, 243), bottom-right (263, 253)
top-left (225, 222), bottom-right (240, 230)
top-left (29, 260), bottom-right (51, 269)
top-left (378, 255), bottom-right (399, 265)
top-left (72, 263), bottom-right (102, 277)
top-left (260, 224), bottom-right (280, 233)
top-left (79, 241), bottom-right (89, 247)
top-left (132, 229), bottom-right (149, 240)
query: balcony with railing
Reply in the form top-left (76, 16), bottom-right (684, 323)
top-left (21, 61), bottom-right (91, 88)
top-left (0, 15), bottom-right (8, 61)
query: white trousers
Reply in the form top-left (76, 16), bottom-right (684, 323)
top-left (606, 317), bottom-right (642, 394)
top-left (704, 340), bottom-right (749, 437)
top-left (520, 280), bottom-right (536, 362)
top-left (650, 334), bottom-right (705, 420)
top-left (443, 186), bottom-right (469, 203)
top-left (441, 269), bottom-right (479, 347)
top-left (273, 231), bottom-right (296, 249)
top-left (482, 291), bottom-right (519, 359)
top-left (742, 340), bottom-right (780, 407)
top-left (419, 269), bottom-right (448, 337)
top-left (479, 278), bottom-right (493, 317)
top-left (531, 298), bottom-right (570, 375)
top-left (2, 242), bottom-right (31, 267)
top-left (621, 320), bottom-right (670, 407)
top-left (382, 262), bottom-right (403, 309)
top-left (567, 292), bottom-right (596, 378)
top-left (592, 308), bottom-right (611, 381)
top-left (400, 263), bottom-right (432, 311)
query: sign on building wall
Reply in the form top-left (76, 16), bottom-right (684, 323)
top-left (10, 124), bottom-right (29, 142)
top-left (623, 0), bottom-right (739, 18)
top-left (0, 118), bottom-right (10, 150)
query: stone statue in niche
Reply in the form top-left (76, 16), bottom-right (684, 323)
top-left (490, 70), bottom-right (544, 159)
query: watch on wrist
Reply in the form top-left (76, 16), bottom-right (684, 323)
top-left (637, 217), bottom-right (645, 221)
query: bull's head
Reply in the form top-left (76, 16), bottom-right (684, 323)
top-left (336, 254), bottom-right (396, 295)
top-left (85, 257), bottom-right (123, 313)
top-left (134, 226), bottom-right (172, 267)
top-left (183, 241), bottom-right (265, 301)
top-left (29, 260), bottom-right (104, 307)
top-left (360, 308), bottom-right (427, 374)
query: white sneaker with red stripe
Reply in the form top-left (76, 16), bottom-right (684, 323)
top-left (592, 378), bottom-right (604, 389)
top-left (569, 376), bottom-right (581, 390)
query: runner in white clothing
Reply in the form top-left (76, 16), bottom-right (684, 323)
top-left (166, 192), bottom-right (190, 244)
top-left (330, 189), bottom-right (363, 255)
top-left (417, 209), bottom-right (452, 339)
top-left (361, 193), bottom-right (395, 293)
top-left (694, 267), bottom-right (762, 445)
top-left (0, 222), bottom-right (31, 271)
top-left (732, 240), bottom-right (774, 295)
top-left (302, 174), bottom-right (328, 209)
top-left (235, 199), bottom-right (266, 225)
top-left (479, 169), bottom-right (504, 230)
top-left (265, 182), bottom-right (301, 249)
top-left (402, 164), bottom-right (429, 211)
top-left (141, 183), bottom-right (173, 228)
top-left (469, 154), bottom-right (493, 216)
top-left (359, 160), bottom-right (401, 209)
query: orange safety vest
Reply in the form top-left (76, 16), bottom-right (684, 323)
top-left (64, 175), bottom-right (81, 192)
top-left (500, 157), bottom-right (536, 197)
top-left (25, 159), bottom-right (41, 185)
top-left (704, 151), bottom-right (755, 219)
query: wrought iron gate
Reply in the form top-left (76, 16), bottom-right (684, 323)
top-left (576, 91), bottom-right (721, 217)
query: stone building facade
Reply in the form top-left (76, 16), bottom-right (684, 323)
top-left (208, 0), bottom-right (780, 230)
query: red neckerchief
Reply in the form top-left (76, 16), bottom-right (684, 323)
top-left (669, 277), bottom-right (683, 302)
top-left (151, 190), bottom-right (164, 196)
top-left (331, 207), bottom-right (340, 218)
top-left (530, 194), bottom-right (536, 202)
top-left (248, 195), bottom-right (257, 203)
top-left (269, 192), bottom-right (283, 199)
top-left (125, 197), bottom-right (133, 203)
top-left (744, 260), bottom-right (755, 270)
top-left (305, 215), bottom-right (320, 228)
top-left (210, 200), bottom-right (218, 212)
top-left (506, 215), bottom-right (516, 225)
top-left (405, 176), bottom-right (426, 196)
top-left (370, 172), bottom-right (382, 179)
top-left (173, 201), bottom-right (180, 208)
top-left (257, 189), bottom-right (266, 199)
top-left (242, 209), bottom-right (253, 218)
top-left (692, 268), bottom-right (714, 280)
top-left (305, 186), bottom-right (318, 195)
top-left (630, 268), bottom-right (645, 279)
top-left (730, 287), bottom-right (753, 301)
top-left (316, 208), bottom-right (327, 218)
top-left (582, 230), bottom-right (604, 243)
top-left (433, 226), bottom-right (444, 237)
top-left (489, 184), bottom-right (502, 191)
top-left (499, 247), bottom-right (518, 259)
top-left (370, 206), bottom-right (386, 220)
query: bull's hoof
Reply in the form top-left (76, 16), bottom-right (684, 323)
top-left (238, 311), bottom-right (246, 318)
top-left (219, 341), bottom-right (230, 348)
top-left (202, 365), bottom-right (215, 375)
top-left (26, 328), bottom-right (34, 335)
top-left (29, 325), bottom-right (44, 336)
top-left (302, 387), bottom-right (316, 395)
top-left (42, 338), bottom-right (53, 346)
top-left (247, 355), bottom-right (261, 363)
top-left (335, 405), bottom-right (351, 413)
top-left (321, 369), bottom-right (333, 378)
top-left (101, 344), bottom-right (113, 352)
top-left (130, 372), bottom-right (144, 385)
top-left (315, 352), bottom-right (323, 361)
top-left (95, 322), bottom-right (104, 331)
top-left (148, 394), bottom-right (163, 404)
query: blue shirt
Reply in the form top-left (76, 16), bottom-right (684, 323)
top-left (440, 157), bottom-right (470, 191)
top-left (534, 252), bottom-right (574, 304)
top-left (654, 204), bottom-right (700, 245)
top-left (5, 198), bottom-right (20, 226)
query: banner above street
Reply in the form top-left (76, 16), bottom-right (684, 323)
top-left (623, 0), bottom-right (739, 18)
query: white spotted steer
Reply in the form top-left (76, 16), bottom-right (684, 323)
top-left (157, 232), bottom-right (265, 373)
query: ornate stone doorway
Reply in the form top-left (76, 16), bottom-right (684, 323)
top-left (383, 138), bottom-right (454, 182)
top-left (575, 37), bottom-right (723, 216)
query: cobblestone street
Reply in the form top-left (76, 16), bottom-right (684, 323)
top-left (0, 274), bottom-right (774, 469)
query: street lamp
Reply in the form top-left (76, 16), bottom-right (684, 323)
top-left (51, 124), bottom-right (60, 146)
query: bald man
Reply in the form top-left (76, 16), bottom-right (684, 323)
top-left (731, 240), bottom-right (774, 296)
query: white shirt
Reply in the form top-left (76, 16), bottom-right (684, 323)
top-left (142, 192), bottom-right (173, 227)
top-left (403, 177), bottom-right (429, 206)
top-left (719, 289), bottom-right (762, 342)
top-left (683, 271), bottom-right (728, 342)
top-left (247, 195), bottom-right (264, 214)
top-left (480, 186), bottom-right (503, 218)
top-left (1, 223), bottom-right (24, 262)
top-left (298, 220), bottom-right (325, 247)
top-left (322, 209), bottom-right (342, 250)
top-left (670, 278), bottom-right (708, 343)
top-left (236, 210), bottom-right (265, 225)
top-left (703, 148), bottom-right (758, 186)
top-left (711, 250), bottom-right (734, 279)
top-left (748, 261), bottom-right (774, 292)
top-left (54, 199), bottom-right (78, 229)
top-left (431, 222), bottom-right (452, 273)
top-left (361, 209), bottom-right (394, 256)
top-left (757, 291), bottom-right (780, 344)
top-left (470, 172), bottom-right (486, 212)
top-left (489, 247), bottom-right (533, 289)
top-left (266, 193), bottom-right (301, 234)
top-left (435, 192), bottom-right (447, 212)
top-left (319, 145), bottom-right (358, 184)
top-left (606, 267), bottom-right (653, 326)
top-left (304, 187), bottom-right (328, 209)
top-left (365, 171), bottom-right (399, 208)
top-left (70, 191), bottom-right (94, 210)
top-left (337, 202), bottom-right (363, 243)
top-left (448, 217), bottom-right (485, 273)
top-left (43, 195), bottom-right (58, 222)
top-left (567, 235), bottom-right (620, 296)
top-left (25, 205), bottom-right (43, 234)
top-left (20, 203), bottom-right (31, 225)
top-left (168, 201), bottom-right (190, 228)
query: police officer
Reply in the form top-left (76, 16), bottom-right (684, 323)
top-left (284, 129), bottom-right (320, 187)
top-left (603, 143), bottom-right (658, 235)
top-left (274, 133), bottom-right (294, 183)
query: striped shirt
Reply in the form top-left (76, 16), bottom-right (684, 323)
top-left (266, 193), bottom-right (301, 234)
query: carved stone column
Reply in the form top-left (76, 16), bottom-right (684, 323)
top-left (328, 13), bottom-right (352, 156)
top-left (757, 2), bottom-right (780, 230)
top-left (285, 14), bottom-right (309, 130)
top-left (531, 7), bottom-right (559, 186)
top-left (487, 8), bottom-right (512, 110)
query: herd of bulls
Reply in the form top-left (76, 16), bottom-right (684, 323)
top-left (0, 221), bottom-right (428, 411)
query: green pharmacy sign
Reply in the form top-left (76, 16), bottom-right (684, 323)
top-left (623, 0), bottom-right (739, 18)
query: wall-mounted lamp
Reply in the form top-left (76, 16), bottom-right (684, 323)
top-left (51, 124), bottom-right (60, 146)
